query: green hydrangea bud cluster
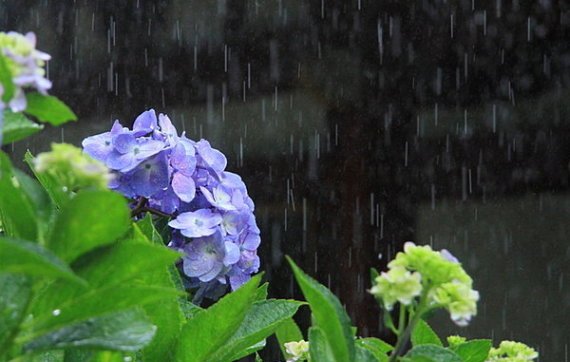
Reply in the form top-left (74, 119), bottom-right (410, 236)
top-left (284, 340), bottom-right (310, 362)
top-left (370, 242), bottom-right (479, 326)
top-left (34, 143), bottom-right (112, 192)
top-left (446, 335), bottom-right (467, 348)
top-left (486, 341), bottom-right (538, 362)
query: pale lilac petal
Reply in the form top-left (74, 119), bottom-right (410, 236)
top-left (172, 172), bottom-right (196, 203)
top-left (223, 242), bottom-right (240, 266)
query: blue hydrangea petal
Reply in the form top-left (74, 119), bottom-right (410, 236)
top-left (195, 139), bottom-right (227, 174)
top-left (223, 241), bottom-right (240, 266)
top-left (172, 172), bottom-right (196, 203)
top-left (133, 109), bottom-right (157, 136)
top-left (129, 152), bottom-right (170, 198)
top-left (242, 232), bottom-right (261, 251)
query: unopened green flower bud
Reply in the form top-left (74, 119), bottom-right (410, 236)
top-left (284, 340), bottom-right (310, 362)
top-left (447, 335), bottom-right (467, 348)
top-left (369, 266), bottom-right (422, 311)
top-left (34, 143), bottom-right (112, 191)
top-left (486, 340), bottom-right (538, 361)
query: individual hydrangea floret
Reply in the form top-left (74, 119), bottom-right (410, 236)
top-left (0, 31), bottom-right (51, 111)
top-left (486, 340), bottom-right (538, 362)
top-left (429, 281), bottom-right (479, 326)
top-left (34, 143), bottom-right (112, 191)
top-left (81, 109), bottom-right (260, 298)
top-left (284, 340), bottom-right (310, 362)
top-left (369, 266), bottom-right (422, 311)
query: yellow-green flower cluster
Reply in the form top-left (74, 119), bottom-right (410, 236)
top-left (447, 335), bottom-right (467, 348)
top-left (34, 143), bottom-right (112, 191)
top-left (284, 340), bottom-right (310, 362)
top-left (0, 31), bottom-right (51, 111)
top-left (369, 266), bottom-right (422, 310)
top-left (371, 242), bottom-right (479, 326)
top-left (486, 340), bottom-right (538, 362)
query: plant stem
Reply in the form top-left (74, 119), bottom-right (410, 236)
top-left (130, 197), bottom-right (173, 218)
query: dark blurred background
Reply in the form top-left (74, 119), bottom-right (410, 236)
top-left (1, 0), bottom-right (569, 360)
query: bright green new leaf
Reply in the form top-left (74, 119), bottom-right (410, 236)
top-left (64, 350), bottom-right (127, 362)
top-left (47, 190), bottom-right (130, 262)
top-left (308, 326), bottom-right (335, 362)
top-left (275, 317), bottom-right (304, 358)
top-left (0, 237), bottom-right (85, 285)
top-left (404, 345), bottom-right (462, 362)
top-left (0, 54), bottom-right (14, 102)
top-left (23, 309), bottom-right (156, 353)
top-left (228, 340), bottom-right (266, 361)
top-left (451, 339), bottom-right (492, 362)
top-left (355, 343), bottom-right (383, 362)
top-left (411, 319), bottom-right (443, 347)
top-left (174, 274), bottom-right (261, 362)
top-left (1, 110), bottom-right (43, 145)
top-left (210, 299), bottom-right (304, 361)
top-left (287, 256), bottom-right (355, 362)
top-left (256, 282), bottom-right (269, 301)
top-left (24, 92), bottom-right (77, 126)
top-left (0, 152), bottom-right (39, 240)
top-left (0, 274), bottom-right (30, 356)
top-left (135, 214), bottom-right (164, 245)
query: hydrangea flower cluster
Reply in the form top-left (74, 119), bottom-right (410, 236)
top-left (486, 341), bottom-right (538, 362)
top-left (0, 31), bottom-right (52, 111)
top-left (82, 110), bottom-right (260, 294)
top-left (370, 242), bottom-right (479, 326)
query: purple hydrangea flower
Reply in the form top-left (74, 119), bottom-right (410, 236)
top-left (82, 109), bottom-right (261, 299)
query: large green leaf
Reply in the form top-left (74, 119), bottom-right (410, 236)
top-left (24, 93), bottom-right (77, 126)
top-left (12, 168), bottom-right (53, 225)
top-left (47, 190), bottom-right (130, 262)
top-left (287, 256), bottom-right (355, 362)
top-left (72, 239), bottom-right (181, 288)
top-left (0, 152), bottom-right (39, 240)
top-left (1, 110), bottom-right (43, 145)
top-left (27, 285), bottom-right (180, 338)
top-left (0, 237), bottom-right (85, 285)
top-left (355, 343), bottom-right (383, 362)
top-left (0, 54), bottom-right (14, 102)
top-left (174, 275), bottom-right (261, 362)
top-left (0, 274), bottom-right (31, 356)
top-left (308, 326), bottom-right (335, 362)
top-left (275, 318), bottom-right (304, 358)
top-left (451, 339), bottom-right (492, 362)
top-left (23, 309), bottom-right (156, 353)
top-left (210, 299), bottom-right (304, 361)
top-left (132, 220), bottom-right (186, 362)
top-left (64, 350), bottom-right (128, 362)
top-left (411, 319), bottom-right (443, 347)
top-left (404, 345), bottom-right (462, 362)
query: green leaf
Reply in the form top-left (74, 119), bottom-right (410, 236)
top-left (0, 274), bottom-right (31, 356)
top-left (370, 267), bottom-right (380, 283)
top-left (48, 190), bottom-right (130, 262)
top-left (210, 299), bottom-right (303, 361)
top-left (0, 54), bottom-right (14, 102)
top-left (256, 282), bottom-right (269, 301)
top-left (27, 285), bottom-right (181, 337)
top-left (64, 350), bottom-right (127, 362)
top-left (287, 256), bottom-right (355, 362)
top-left (72, 239), bottom-right (181, 288)
top-left (355, 343), bottom-right (383, 362)
top-left (0, 237), bottom-right (85, 285)
top-left (404, 345), bottom-right (462, 362)
top-left (451, 339), bottom-right (492, 362)
top-left (275, 318), bottom-right (304, 358)
top-left (309, 326), bottom-right (335, 362)
top-left (24, 309), bottom-right (156, 353)
top-left (356, 338), bottom-right (393, 361)
top-left (135, 214), bottom-right (165, 245)
top-left (0, 152), bottom-right (39, 240)
top-left (411, 319), bottom-right (443, 347)
top-left (228, 340), bottom-right (266, 361)
top-left (24, 151), bottom-right (70, 208)
top-left (1, 110), bottom-right (43, 145)
top-left (12, 168), bottom-right (53, 225)
top-left (174, 274), bottom-right (261, 362)
top-left (24, 93), bottom-right (77, 126)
